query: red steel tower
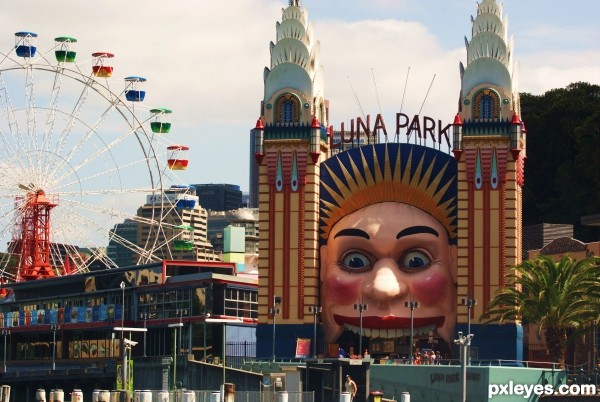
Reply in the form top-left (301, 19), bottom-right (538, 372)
top-left (13, 190), bottom-right (59, 281)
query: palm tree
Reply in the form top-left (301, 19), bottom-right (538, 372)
top-left (484, 254), bottom-right (600, 367)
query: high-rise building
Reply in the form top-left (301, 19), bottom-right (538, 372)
top-left (136, 187), bottom-right (218, 262)
top-left (193, 184), bottom-right (242, 212)
top-left (207, 208), bottom-right (259, 254)
top-left (107, 219), bottom-right (138, 267)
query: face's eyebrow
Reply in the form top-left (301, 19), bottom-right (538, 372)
top-left (396, 226), bottom-right (439, 239)
top-left (333, 228), bottom-right (370, 240)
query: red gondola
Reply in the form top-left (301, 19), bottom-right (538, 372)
top-left (92, 52), bottom-right (114, 77)
top-left (167, 145), bottom-right (189, 170)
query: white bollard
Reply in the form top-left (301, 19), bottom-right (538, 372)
top-left (50, 389), bottom-right (64, 402)
top-left (278, 391), bottom-right (288, 402)
top-left (210, 391), bottom-right (221, 402)
top-left (35, 389), bottom-right (46, 402)
top-left (0, 385), bottom-right (10, 402)
top-left (182, 391), bottom-right (196, 402)
top-left (400, 392), bottom-right (410, 402)
top-left (98, 390), bottom-right (110, 402)
top-left (138, 390), bottom-right (152, 402)
top-left (71, 389), bottom-right (83, 402)
top-left (157, 391), bottom-right (169, 402)
top-left (92, 389), bottom-right (101, 402)
top-left (340, 392), bottom-right (351, 402)
top-left (109, 390), bottom-right (120, 402)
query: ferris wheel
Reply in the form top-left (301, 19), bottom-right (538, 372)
top-left (0, 32), bottom-right (192, 282)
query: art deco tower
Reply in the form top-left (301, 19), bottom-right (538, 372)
top-left (253, 0), bottom-right (329, 356)
top-left (453, 0), bottom-right (525, 355)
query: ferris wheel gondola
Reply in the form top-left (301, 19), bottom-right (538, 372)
top-left (150, 108), bottom-right (173, 133)
top-left (167, 145), bottom-right (190, 170)
top-left (54, 36), bottom-right (77, 62)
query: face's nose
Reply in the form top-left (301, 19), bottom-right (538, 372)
top-left (364, 258), bottom-right (408, 308)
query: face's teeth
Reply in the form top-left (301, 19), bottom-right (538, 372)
top-left (344, 323), bottom-right (436, 339)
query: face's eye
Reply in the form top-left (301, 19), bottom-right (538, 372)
top-left (400, 250), bottom-right (431, 271)
top-left (340, 251), bottom-right (372, 272)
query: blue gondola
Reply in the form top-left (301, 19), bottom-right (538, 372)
top-left (15, 31), bottom-right (38, 58)
top-left (124, 76), bottom-right (146, 102)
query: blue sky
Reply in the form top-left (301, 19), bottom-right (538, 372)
top-left (1, 0), bottom-right (598, 195)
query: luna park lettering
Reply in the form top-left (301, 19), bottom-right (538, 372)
top-left (330, 113), bottom-right (452, 148)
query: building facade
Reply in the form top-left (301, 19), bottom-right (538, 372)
top-left (254, 0), bottom-right (525, 361)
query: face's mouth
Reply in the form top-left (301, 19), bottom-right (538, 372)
top-left (333, 315), bottom-right (445, 339)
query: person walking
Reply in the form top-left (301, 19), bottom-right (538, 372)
top-left (345, 375), bottom-right (357, 401)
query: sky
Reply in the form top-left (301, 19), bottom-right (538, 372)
top-left (1, 0), bottom-right (598, 194)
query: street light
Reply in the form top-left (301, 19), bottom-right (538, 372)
top-left (2, 328), bottom-right (9, 372)
top-left (113, 326), bottom-right (146, 394)
top-left (461, 297), bottom-right (477, 365)
top-left (405, 300), bottom-right (420, 364)
top-left (51, 324), bottom-right (60, 370)
top-left (271, 296), bottom-right (281, 362)
top-left (119, 281), bottom-right (126, 391)
top-left (140, 312), bottom-right (148, 357)
top-left (454, 331), bottom-right (473, 402)
top-left (205, 316), bottom-right (243, 386)
top-left (308, 305), bottom-right (322, 358)
top-left (168, 323), bottom-right (184, 391)
top-left (353, 301), bottom-right (368, 357)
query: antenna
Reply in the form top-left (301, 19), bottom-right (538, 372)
top-left (398, 67), bottom-right (411, 142)
top-left (371, 68), bottom-right (385, 143)
top-left (418, 73), bottom-right (436, 116)
top-left (347, 75), bottom-right (367, 122)
top-left (407, 74), bottom-right (436, 145)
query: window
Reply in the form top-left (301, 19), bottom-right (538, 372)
top-left (473, 89), bottom-right (500, 120)
top-left (275, 94), bottom-right (300, 123)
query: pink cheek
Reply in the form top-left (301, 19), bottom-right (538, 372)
top-left (411, 272), bottom-right (449, 306)
top-left (324, 275), bottom-right (361, 304)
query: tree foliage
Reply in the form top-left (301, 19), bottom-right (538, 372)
top-left (521, 82), bottom-right (600, 241)
top-left (484, 255), bottom-right (600, 366)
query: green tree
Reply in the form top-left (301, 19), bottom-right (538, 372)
top-left (484, 255), bottom-right (600, 367)
top-left (521, 82), bottom-right (600, 242)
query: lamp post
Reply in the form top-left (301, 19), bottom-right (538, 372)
top-left (205, 317), bottom-right (243, 386)
top-left (140, 312), bottom-right (148, 357)
top-left (461, 297), bottom-right (477, 365)
top-left (271, 296), bottom-right (282, 362)
top-left (405, 300), bottom-right (420, 364)
top-left (353, 301), bottom-right (368, 357)
top-left (168, 323), bottom-right (183, 391)
top-left (2, 328), bottom-right (9, 372)
top-left (51, 324), bottom-right (59, 370)
top-left (308, 305), bottom-right (322, 358)
top-left (454, 331), bottom-right (472, 402)
top-left (119, 281), bottom-right (126, 391)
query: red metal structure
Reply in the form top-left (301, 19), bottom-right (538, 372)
top-left (13, 190), bottom-right (59, 281)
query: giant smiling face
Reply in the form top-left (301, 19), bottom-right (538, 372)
top-left (320, 201), bottom-right (457, 345)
